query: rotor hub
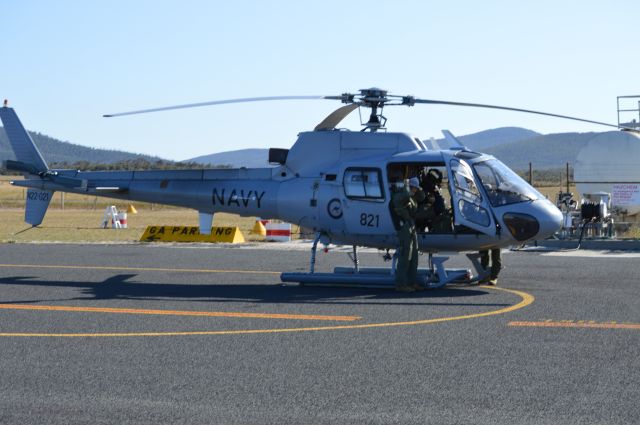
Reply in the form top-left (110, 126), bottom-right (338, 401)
top-left (359, 87), bottom-right (388, 105)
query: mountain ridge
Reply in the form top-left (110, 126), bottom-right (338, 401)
top-left (454, 127), bottom-right (541, 151)
top-left (1, 125), bottom-right (619, 171)
top-left (186, 127), bottom-right (593, 170)
top-left (0, 127), bottom-right (164, 165)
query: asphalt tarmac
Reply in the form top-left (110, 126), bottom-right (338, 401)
top-left (0, 243), bottom-right (638, 424)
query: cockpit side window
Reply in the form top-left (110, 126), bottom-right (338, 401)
top-left (450, 159), bottom-right (491, 227)
top-left (474, 159), bottom-right (542, 206)
top-left (450, 159), bottom-right (482, 201)
top-left (343, 168), bottom-right (384, 200)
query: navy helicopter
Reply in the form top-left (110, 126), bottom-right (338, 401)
top-left (1, 89), bottom-right (634, 288)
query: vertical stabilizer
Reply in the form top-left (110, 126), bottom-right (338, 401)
top-left (0, 106), bottom-right (49, 173)
top-left (1, 105), bottom-right (53, 226)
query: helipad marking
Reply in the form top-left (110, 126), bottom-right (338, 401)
top-left (541, 251), bottom-right (640, 258)
top-left (0, 286), bottom-right (534, 337)
top-left (0, 304), bottom-right (360, 322)
top-left (509, 320), bottom-right (640, 330)
top-left (0, 263), bottom-right (279, 275)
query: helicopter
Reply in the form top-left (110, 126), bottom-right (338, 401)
top-left (2, 89), bottom-right (636, 288)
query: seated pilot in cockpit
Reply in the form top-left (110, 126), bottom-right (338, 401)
top-left (415, 168), bottom-right (452, 233)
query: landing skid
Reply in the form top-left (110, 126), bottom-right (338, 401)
top-left (280, 233), bottom-right (488, 289)
top-left (281, 264), bottom-right (470, 289)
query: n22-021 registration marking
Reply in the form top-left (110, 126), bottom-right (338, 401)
top-left (27, 191), bottom-right (50, 201)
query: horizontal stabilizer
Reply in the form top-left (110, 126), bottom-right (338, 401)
top-left (12, 179), bottom-right (127, 193)
top-left (50, 175), bottom-right (87, 188)
top-left (11, 179), bottom-right (48, 188)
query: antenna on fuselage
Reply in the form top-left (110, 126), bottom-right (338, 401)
top-left (441, 130), bottom-right (465, 148)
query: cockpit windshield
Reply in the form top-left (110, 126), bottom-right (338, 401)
top-left (473, 159), bottom-right (543, 206)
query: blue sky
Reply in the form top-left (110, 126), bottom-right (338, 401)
top-left (2, 0), bottom-right (639, 160)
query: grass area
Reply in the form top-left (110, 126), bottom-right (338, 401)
top-left (0, 209), bottom-right (274, 243)
top-left (623, 227), bottom-right (640, 239)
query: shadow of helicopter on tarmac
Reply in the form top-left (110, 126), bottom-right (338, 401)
top-left (0, 274), bottom-right (508, 308)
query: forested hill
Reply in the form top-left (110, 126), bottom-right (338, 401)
top-left (2, 125), bottom-right (624, 173)
top-left (0, 126), bottom-right (163, 165)
top-left (186, 128), bottom-right (544, 169)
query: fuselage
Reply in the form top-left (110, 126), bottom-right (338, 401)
top-left (12, 130), bottom-right (563, 251)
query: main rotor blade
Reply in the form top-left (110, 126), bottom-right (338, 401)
top-left (314, 103), bottom-right (361, 131)
top-left (412, 98), bottom-right (634, 131)
top-left (104, 96), bottom-right (336, 118)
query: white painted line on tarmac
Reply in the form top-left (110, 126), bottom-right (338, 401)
top-left (541, 250), bottom-right (640, 258)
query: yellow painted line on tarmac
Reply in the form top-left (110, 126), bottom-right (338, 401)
top-left (509, 321), bottom-right (640, 330)
top-left (0, 286), bottom-right (534, 338)
top-left (0, 304), bottom-right (360, 322)
top-left (0, 263), bottom-right (280, 275)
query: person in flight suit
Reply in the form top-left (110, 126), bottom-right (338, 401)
top-left (479, 248), bottom-right (501, 285)
top-left (391, 177), bottom-right (423, 292)
top-left (410, 176), bottom-right (428, 230)
top-left (418, 169), bottom-right (449, 231)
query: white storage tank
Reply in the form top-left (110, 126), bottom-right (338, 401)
top-left (574, 131), bottom-right (640, 216)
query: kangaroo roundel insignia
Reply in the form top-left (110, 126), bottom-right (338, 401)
top-left (327, 198), bottom-right (343, 219)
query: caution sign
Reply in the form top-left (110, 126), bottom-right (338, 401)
top-left (612, 184), bottom-right (640, 207)
top-left (140, 226), bottom-right (245, 243)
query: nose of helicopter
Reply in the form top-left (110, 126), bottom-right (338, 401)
top-left (534, 199), bottom-right (563, 238)
top-left (501, 199), bottom-right (563, 242)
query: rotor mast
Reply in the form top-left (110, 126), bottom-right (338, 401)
top-left (355, 88), bottom-right (389, 132)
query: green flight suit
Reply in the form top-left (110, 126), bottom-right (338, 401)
top-left (413, 187), bottom-right (432, 231)
top-left (480, 248), bottom-right (501, 279)
top-left (392, 186), bottom-right (419, 288)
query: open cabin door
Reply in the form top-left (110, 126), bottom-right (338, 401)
top-left (443, 152), bottom-right (497, 236)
